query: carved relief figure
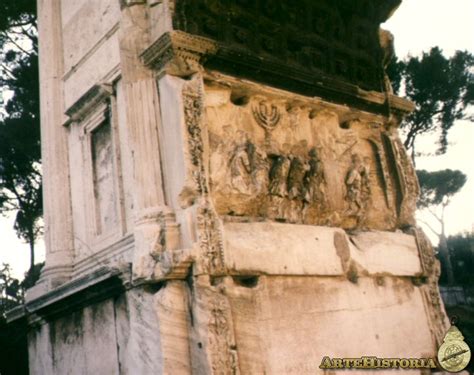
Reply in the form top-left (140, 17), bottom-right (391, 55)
top-left (345, 154), bottom-right (363, 214)
top-left (210, 125), bottom-right (234, 190)
top-left (268, 145), bottom-right (291, 219)
top-left (247, 142), bottom-right (269, 195)
top-left (345, 154), bottom-right (371, 222)
top-left (229, 131), bottom-right (253, 195)
top-left (268, 152), bottom-right (291, 198)
top-left (287, 145), bottom-right (308, 222)
top-left (360, 156), bottom-right (372, 206)
top-left (302, 147), bottom-right (326, 215)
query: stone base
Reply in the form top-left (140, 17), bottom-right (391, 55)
top-left (23, 225), bottom-right (446, 374)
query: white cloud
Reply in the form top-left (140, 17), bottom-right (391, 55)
top-left (384, 0), bottom-right (474, 58)
top-left (384, 0), bottom-right (474, 243)
top-left (0, 214), bottom-right (45, 280)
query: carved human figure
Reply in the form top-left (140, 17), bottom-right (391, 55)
top-left (210, 126), bottom-right (233, 190)
top-left (286, 143), bottom-right (310, 222)
top-left (229, 131), bottom-right (253, 195)
top-left (360, 156), bottom-right (371, 204)
top-left (268, 154), bottom-right (291, 198)
top-left (345, 154), bottom-right (371, 222)
top-left (268, 145), bottom-right (291, 219)
top-left (302, 147), bottom-right (326, 215)
top-left (287, 155), bottom-right (306, 201)
top-left (345, 154), bottom-right (363, 215)
top-left (285, 151), bottom-right (305, 222)
top-left (247, 142), bottom-right (269, 195)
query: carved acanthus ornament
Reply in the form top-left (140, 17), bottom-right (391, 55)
top-left (183, 79), bottom-right (208, 197)
top-left (141, 31), bottom-right (218, 76)
top-left (196, 205), bottom-right (225, 275)
top-left (208, 292), bottom-right (240, 375)
top-left (410, 227), bottom-right (449, 347)
top-left (182, 78), bottom-right (226, 275)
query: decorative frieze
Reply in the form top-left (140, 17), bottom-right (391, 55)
top-left (204, 82), bottom-right (414, 230)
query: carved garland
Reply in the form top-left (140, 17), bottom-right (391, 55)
top-left (183, 78), bottom-right (238, 372)
top-left (411, 227), bottom-right (448, 347)
top-left (182, 79), bottom-right (225, 274)
top-left (208, 294), bottom-right (240, 375)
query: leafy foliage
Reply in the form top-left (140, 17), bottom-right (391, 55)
top-left (388, 47), bottom-right (474, 158)
top-left (0, 264), bottom-right (23, 311)
top-left (0, 0), bottom-right (40, 270)
top-left (416, 169), bottom-right (467, 209)
top-left (0, 262), bottom-right (39, 375)
top-left (0, 262), bottom-right (43, 318)
top-left (415, 169), bottom-right (467, 286)
top-left (444, 232), bottom-right (474, 286)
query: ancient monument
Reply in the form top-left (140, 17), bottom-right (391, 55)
top-left (8, 0), bottom-right (449, 373)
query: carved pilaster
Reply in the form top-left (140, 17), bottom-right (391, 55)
top-left (34, 0), bottom-right (74, 292)
top-left (118, 1), bottom-right (174, 282)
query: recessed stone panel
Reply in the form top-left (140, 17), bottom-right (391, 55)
top-left (204, 83), bottom-right (417, 231)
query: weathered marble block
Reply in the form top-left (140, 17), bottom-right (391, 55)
top-left (16, 0), bottom-right (449, 374)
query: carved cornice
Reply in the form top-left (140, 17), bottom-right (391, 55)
top-left (142, 31), bottom-right (413, 116)
top-left (141, 31), bottom-right (217, 74)
top-left (64, 84), bottom-right (114, 123)
top-left (7, 267), bottom-right (128, 324)
top-left (388, 94), bottom-right (416, 116)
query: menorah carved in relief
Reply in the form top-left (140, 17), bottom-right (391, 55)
top-left (252, 101), bottom-right (281, 147)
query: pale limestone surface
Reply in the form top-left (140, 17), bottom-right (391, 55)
top-left (114, 291), bottom-right (164, 375)
top-left (26, 0), bottom-right (450, 374)
top-left (30, 300), bottom-right (120, 375)
top-left (224, 223), bottom-right (345, 275)
top-left (28, 324), bottom-right (54, 375)
top-left (349, 230), bottom-right (423, 276)
top-left (223, 223), bottom-right (422, 277)
top-left (227, 276), bottom-right (434, 375)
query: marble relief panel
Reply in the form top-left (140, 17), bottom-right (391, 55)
top-left (204, 85), bottom-right (403, 230)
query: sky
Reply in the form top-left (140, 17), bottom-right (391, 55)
top-left (383, 0), bottom-right (474, 243)
top-left (0, 0), bottom-right (473, 280)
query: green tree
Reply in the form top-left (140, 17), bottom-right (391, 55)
top-left (388, 48), bottom-right (472, 285)
top-left (388, 47), bottom-right (474, 161)
top-left (0, 262), bottom-right (37, 375)
top-left (0, 264), bottom-right (23, 311)
top-left (416, 169), bottom-right (467, 285)
top-left (445, 232), bottom-right (474, 286)
top-left (0, 1), bottom-right (40, 271)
